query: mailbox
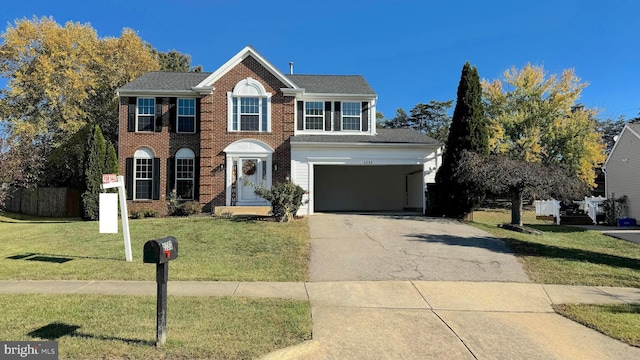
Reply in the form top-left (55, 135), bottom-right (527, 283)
top-left (143, 237), bottom-right (178, 264)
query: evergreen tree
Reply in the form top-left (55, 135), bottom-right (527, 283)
top-left (81, 125), bottom-right (107, 220)
top-left (105, 142), bottom-right (118, 174)
top-left (435, 62), bottom-right (489, 218)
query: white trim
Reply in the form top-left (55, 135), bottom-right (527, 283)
top-left (134, 158), bottom-right (153, 200)
top-left (295, 93), bottom-right (376, 101)
top-left (196, 46), bottom-right (299, 90)
top-left (223, 138), bottom-right (275, 154)
top-left (303, 101), bottom-right (325, 131)
top-left (134, 147), bottom-right (153, 159)
top-left (175, 156), bottom-right (195, 200)
top-left (341, 101), bottom-right (361, 132)
top-left (133, 147), bottom-right (154, 201)
top-left (136, 97), bottom-right (155, 133)
top-left (604, 124), bottom-right (640, 169)
top-left (227, 78), bottom-right (272, 132)
top-left (176, 148), bottom-right (195, 158)
top-left (176, 98), bottom-right (196, 134)
top-left (292, 142), bottom-right (436, 148)
top-left (223, 139), bottom-right (275, 206)
top-left (118, 90), bottom-right (198, 97)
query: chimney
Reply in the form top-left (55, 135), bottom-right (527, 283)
top-left (289, 62), bottom-right (294, 75)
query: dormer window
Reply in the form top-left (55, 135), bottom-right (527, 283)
top-left (228, 78), bottom-right (271, 132)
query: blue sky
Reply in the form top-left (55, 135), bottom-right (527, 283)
top-left (2, 0), bottom-right (639, 121)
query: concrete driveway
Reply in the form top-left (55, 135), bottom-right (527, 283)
top-left (309, 213), bottom-right (529, 282)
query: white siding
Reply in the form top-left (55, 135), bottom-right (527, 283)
top-left (605, 127), bottom-right (640, 219)
top-left (291, 143), bottom-right (441, 215)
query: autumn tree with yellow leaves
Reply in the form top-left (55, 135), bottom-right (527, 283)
top-left (482, 64), bottom-right (606, 188)
top-left (0, 16), bottom-right (160, 147)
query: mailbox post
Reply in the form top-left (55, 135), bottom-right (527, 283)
top-left (143, 236), bottom-right (178, 347)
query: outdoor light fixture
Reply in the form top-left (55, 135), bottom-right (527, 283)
top-left (273, 163), bottom-right (278, 172)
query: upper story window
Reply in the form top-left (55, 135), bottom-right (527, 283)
top-left (305, 102), bottom-right (324, 130)
top-left (137, 98), bottom-right (155, 132)
top-left (177, 98), bottom-right (196, 133)
top-left (228, 78), bottom-right (271, 132)
top-left (342, 102), bottom-right (361, 131)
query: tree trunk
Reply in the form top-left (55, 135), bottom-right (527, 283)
top-left (511, 190), bottom-right (523, 226)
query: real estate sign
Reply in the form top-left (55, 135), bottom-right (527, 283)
top-left (101, 174), bottom-right (132, 262)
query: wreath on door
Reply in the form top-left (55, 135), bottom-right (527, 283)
top-left (242, 160), bottom-right (257, 176)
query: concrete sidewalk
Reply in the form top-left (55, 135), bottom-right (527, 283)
top-left (2, 280), bottom-right (639, 359)
top-left (1, 280), bottom-right (639, 305)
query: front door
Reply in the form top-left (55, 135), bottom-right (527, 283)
top-left (238, 158), bottom-right (261, 203)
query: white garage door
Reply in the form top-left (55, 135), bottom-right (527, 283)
top-left (313, 165), bottom-right (423, 212)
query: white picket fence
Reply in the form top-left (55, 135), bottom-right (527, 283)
top-left (535, 199), bottom-right (561, 225)
top-left (535, 196), bottom-right (605, 225)
top-left (584, 196), bottom-right (606, 225)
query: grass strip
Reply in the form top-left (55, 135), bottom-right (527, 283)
top-left (554, 303), bottom-right (640, 347)
top-left (0, 293), bottom-right (312, 359)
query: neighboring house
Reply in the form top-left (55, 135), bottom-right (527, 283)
top-left (116, 46), bottom-right (442, 216)
top-left (603, 123), bottom-right (640, 219)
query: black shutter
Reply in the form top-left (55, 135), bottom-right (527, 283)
top-left (167, 158), bottom-right (175, 194)
top-left (169, 97), bottom-right (177, 132)
top-left (196, 98), bottom-right (201, 133)
top-left (297, 101), bottom-right (304, 131)
top-left (152, 158), bottom-right (160, 200)
top-left (127, 97), bottom-right (136, 132)
top-left (334, 102), bottom-right (341, 131)
top-left (362, 101), bottom-right (369, 132)
top-left (324, 101), bottom-right (332, 131)
top-left (154, 97), bottom-right (163, 132)
top-left (125, 158), bottom-right (133, 200)
top-left (193, 157), bottom-right (200, 200)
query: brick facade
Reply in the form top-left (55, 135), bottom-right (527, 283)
top-left (118, 56), bottom-right (295, 215)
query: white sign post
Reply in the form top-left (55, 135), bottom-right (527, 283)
top-left (101, 174), bottom-right (133, 262)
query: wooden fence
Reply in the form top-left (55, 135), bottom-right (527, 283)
top-left (4, 187), bottom-right (81, 217)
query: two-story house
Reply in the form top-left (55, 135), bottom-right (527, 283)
top-left (116, 46), bottom-right (442, 216)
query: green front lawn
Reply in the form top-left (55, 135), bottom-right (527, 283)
top-left (473, 209), bottom-right (640, 348)
top-left (0, 213), bottom-right (309, 281)
top-left (554, 303), bottom-right (640, 347)
top-left (472, 209), bottom-right (640, 287)
top-left (0, 293), bottom-right (312, 359)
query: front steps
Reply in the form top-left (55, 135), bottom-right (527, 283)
top-left (214, 206), bottom-right (272, 217)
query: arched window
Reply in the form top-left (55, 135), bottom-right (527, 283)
top-left (175, 148), bottom-right (195, 200)
top-left (134, 147), bottom-right (154, 200)
top-left (227, 77), bottom-right (271, 132)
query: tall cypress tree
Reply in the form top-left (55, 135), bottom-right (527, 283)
top-left (435, 62), bottom-right (488, 218)
top-left (81, 125), bottom-right (107, 220)
top-left (105, 142), bottom-right (118, 175)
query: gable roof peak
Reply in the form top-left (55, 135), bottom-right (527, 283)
top-left (195, 45), bottom-right (298, 89)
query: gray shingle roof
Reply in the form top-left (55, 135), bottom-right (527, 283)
top-left (286, 74), bottom-right (376, 95)
top-left (291, 129), bottom-right (441, 145)
top-left (626, 123), bottom-right (640, 136)
top-left (118, 71), bottom-right (212, 91)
